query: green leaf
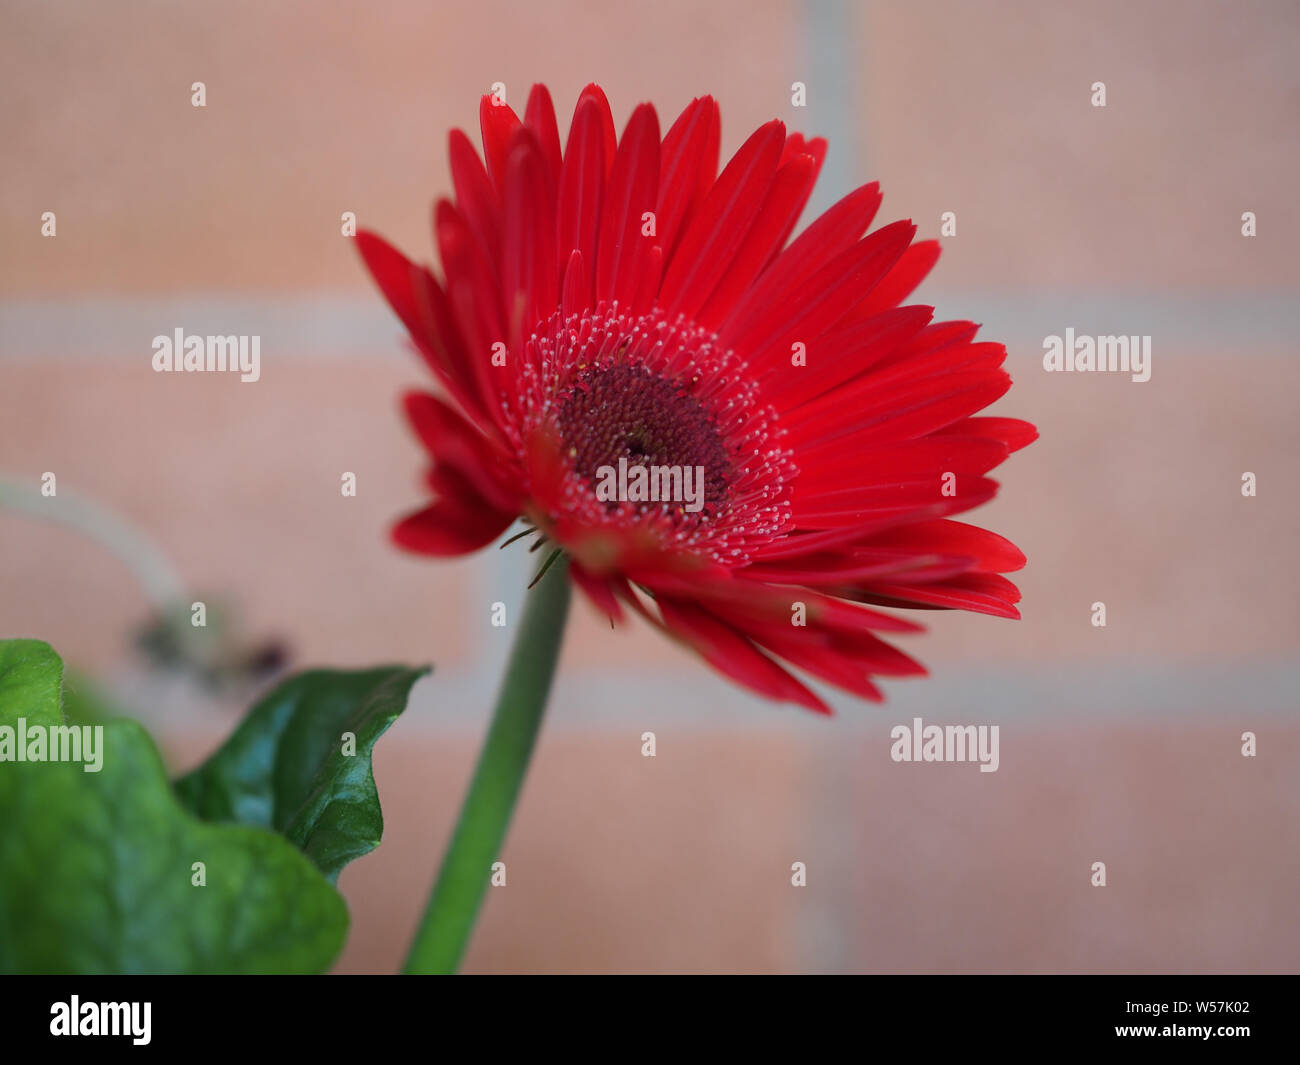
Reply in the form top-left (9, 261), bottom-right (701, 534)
top-left (0, 639), bottom-right (63, 729)
top-left (174, 665), bottom-right (429, 883)
top-left (0, 640), bottom-right (348, 974)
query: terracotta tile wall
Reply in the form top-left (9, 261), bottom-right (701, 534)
top-left (1, 0), bottom-right (1296, 972)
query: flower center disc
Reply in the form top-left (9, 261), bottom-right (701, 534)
top-left (506, 305), bottom-right (797, 563)
top-left (556, 361), bottom-right (733, 515)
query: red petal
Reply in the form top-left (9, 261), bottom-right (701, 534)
top-left (355, 230), bottom-right (485, 423)
top-left (556, 95), bottom-right (607, 294)
top-left (574, 83), bottom-right (617, 175)
top-left (478, 94), bottom-right (522, 193)
top-left (354, 230), bottom-right (429, 342)
top-left (762, 304), bottom-right (934, 412)
top-left (689, 577), bottom-right (927, 635)
top-left (596, 104), bottom-right (660, 306)
top-left (869, 319), bottom-right (980, 372)
top-left (790, 475), bottom-right (1000, 528)
top-left (742, 551), bottom-right (976, 587)
top-left (731, 219), bottom-right (916, 373)
top-left (783, 341), bottom-right (1007, 431)
top-left (934, 416), bottom-right (1039, 453)
top-left (755, 634), bottom-right (897, 699)
top-left (503, 129), bottom-right (559, 344)
top-left (570, 562), bottom-right (625, 623)
top-left (655, 96), bottom-right (721, 260)
top-left (523, 84), bottom-right (562, 199)
top-left (561, 248), bottom-right (590, 319)
top-left (656, 598), bottom-right (831, 713)
top-left (448, 129), bottom-right (502, 269)
top-left (392, 472), bottom-right (516, 557)
top-left (849, 239), bottom-right (941, 320)
top-left (865, 519), bottom-right (1027, 574)
top-left (753, 522), bottom-right (917, 561)
top-left (434, 201), bottom-right (508, 425)
top-left (658, 119), bottom-right (785, 317)
top-left (854, 573), bottom-right (1023, 619)
top-left (773, 136), bottom-right (826, 238)
top-left (402, 391), bottom-right (517, 513)
top-left (788, 369), bottom-right (1012, 453)
top-left (695, 153), bottom-right (818, 329)
top-left (717, 182), bottom-right (881, 346)
top-left (629, 243), bottom-right (663, 317)
top-left (796, 435), bottom-right (1010, 497)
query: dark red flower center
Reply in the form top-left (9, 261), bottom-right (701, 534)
top-left (504, 304), bottom-right (797, 562)
top-left (556, 361), bottom-right (734, 515)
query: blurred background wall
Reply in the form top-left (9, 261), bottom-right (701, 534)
top-left (1, 0), bottom-right (1297, 972)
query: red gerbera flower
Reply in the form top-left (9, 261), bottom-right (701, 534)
top-left (357, 83), bottom-right (1036, 713)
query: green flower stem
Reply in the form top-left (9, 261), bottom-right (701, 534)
top-left (403, 553), bottom-right (571, 974)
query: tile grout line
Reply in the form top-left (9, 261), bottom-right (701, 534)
top-left (3, 292), bottom-right (1296, 363)
top-left (803, 0), bottom-right (866, 975)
